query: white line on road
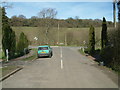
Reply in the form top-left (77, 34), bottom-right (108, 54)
top-left (60, 47), bottom-right (63, 69)
top-left (60, 47), bottom-right (62, 58)
top-left (61, 59), bottom-right (63, 69)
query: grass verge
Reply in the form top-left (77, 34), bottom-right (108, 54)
top-left (22, 48), bottom-right (37, 61)
top-left (78, 49), bottom-right (86, 55)
top-left (0, 49), bottom-right (37, 78)
top-left (22, 54), bottom-right (37, 61)
top-left (0, 66), bottom-right (19, 77)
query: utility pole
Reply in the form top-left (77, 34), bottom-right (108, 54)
top-left (46, 28), bottom-right (48, 44)
top-left (58, 22), bottom-right (60, 45)
top-left (65, 32), bottom-right (67, 46)
top-left (113, 0), bottom-right (117, 28)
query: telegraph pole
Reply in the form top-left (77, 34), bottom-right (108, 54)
top-left (65, 32), bottom-right (67, 46)
top-left (118, 0), bottom-right (120, 22)
top-left (58, 22), bottom-right (60, 45)
top-left (113, 0), bottom-right (117, 28)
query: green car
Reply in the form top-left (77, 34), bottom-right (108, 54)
top-left (37, 45), bottom-right (53, 58)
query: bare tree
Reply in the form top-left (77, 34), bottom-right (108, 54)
top-left (39, 8), bottom-right (57, 19)
top-left (0, 1), bottom-right (13, 8)
top-left (38, 8), bottom-right (57, 44)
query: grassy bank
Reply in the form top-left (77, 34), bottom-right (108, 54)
top-left (12, 27), bottom-right (102, 47)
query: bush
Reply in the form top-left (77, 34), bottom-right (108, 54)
top-left (84, 47), bottom-right (89, 54)
top-left (16, 32), bottom-right (29, 57)
top-left (24, 48), bottom-right (30, 54)
top-left (100, 46), bottom-right (113, 66)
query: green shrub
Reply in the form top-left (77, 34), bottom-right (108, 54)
top-left (16, 32), bottom-right (29, 57)
top-left (100, 46), bottom-right (113, 66)
top-left (88, 25), bottom-right (95, 55)
top-left (84, 47), bottom-right (89, 54)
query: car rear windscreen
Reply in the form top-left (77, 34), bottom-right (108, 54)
top-left (38, 47), bottom-right (48, 50)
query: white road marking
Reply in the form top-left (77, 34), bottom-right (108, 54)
top-left (60, 47), bottom-right (63, 69)
top-left (60, 47), bottom-right (62, 58)
top-left (61, 59), bottom-right (63, 69)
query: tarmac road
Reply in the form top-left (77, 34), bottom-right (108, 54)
top-left (2, 47), bottom-right (118, 88)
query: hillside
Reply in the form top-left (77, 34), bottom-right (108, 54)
top-left (12, 27), bottom-right (102, 48)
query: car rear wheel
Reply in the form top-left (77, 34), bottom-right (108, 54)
top-left (38, 56), bottom-right (40, 58)
top-left (49, 53), bottom-right (52, 58)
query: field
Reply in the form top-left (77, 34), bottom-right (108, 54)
top-left (12, 27), bottom-right (103, 48)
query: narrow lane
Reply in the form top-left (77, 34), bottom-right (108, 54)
top-left (2, 47), bottom-right (118, 88)
top-left (62, 47), bottom-right (118, 88)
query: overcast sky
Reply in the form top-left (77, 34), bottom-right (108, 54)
top-left (6, 2), bottom-right (118, 21)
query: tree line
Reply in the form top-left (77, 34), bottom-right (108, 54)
top-left (2, 7), bottom-right (29, 60)
top-left (9, 15), bottom-right (113, 28)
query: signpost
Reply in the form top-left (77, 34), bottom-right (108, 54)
top-left (83, 40), bottom-right (86, 52)
top-left (34, 37), bottom-right (38, 45)
top-left (34, 37), bottom-right (38, 41)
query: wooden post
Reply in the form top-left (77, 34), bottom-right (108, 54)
top-left (58, 22), bottom-right (60, 45)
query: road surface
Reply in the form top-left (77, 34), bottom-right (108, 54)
top-left (2, 47), bottom-right (118, 88)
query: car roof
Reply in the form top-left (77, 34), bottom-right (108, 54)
top-left (38, 45), bottom-right (50, 47)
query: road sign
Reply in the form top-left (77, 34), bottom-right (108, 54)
top-left (34, 37), bottom-right (38, 40)
top-left (83, 40), bottom-right (86, 45)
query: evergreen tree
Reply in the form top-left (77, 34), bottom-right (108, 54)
top-left (101, 17), bottom-right (108, 49)
top-left (2, 7), bottom-right (16, 58)
top-left (17, 32), bottom-right (29, 56)
top-left (88, 25), bottom-right (95, 54)
top-left (10, 31), bottom-right (16, 57)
